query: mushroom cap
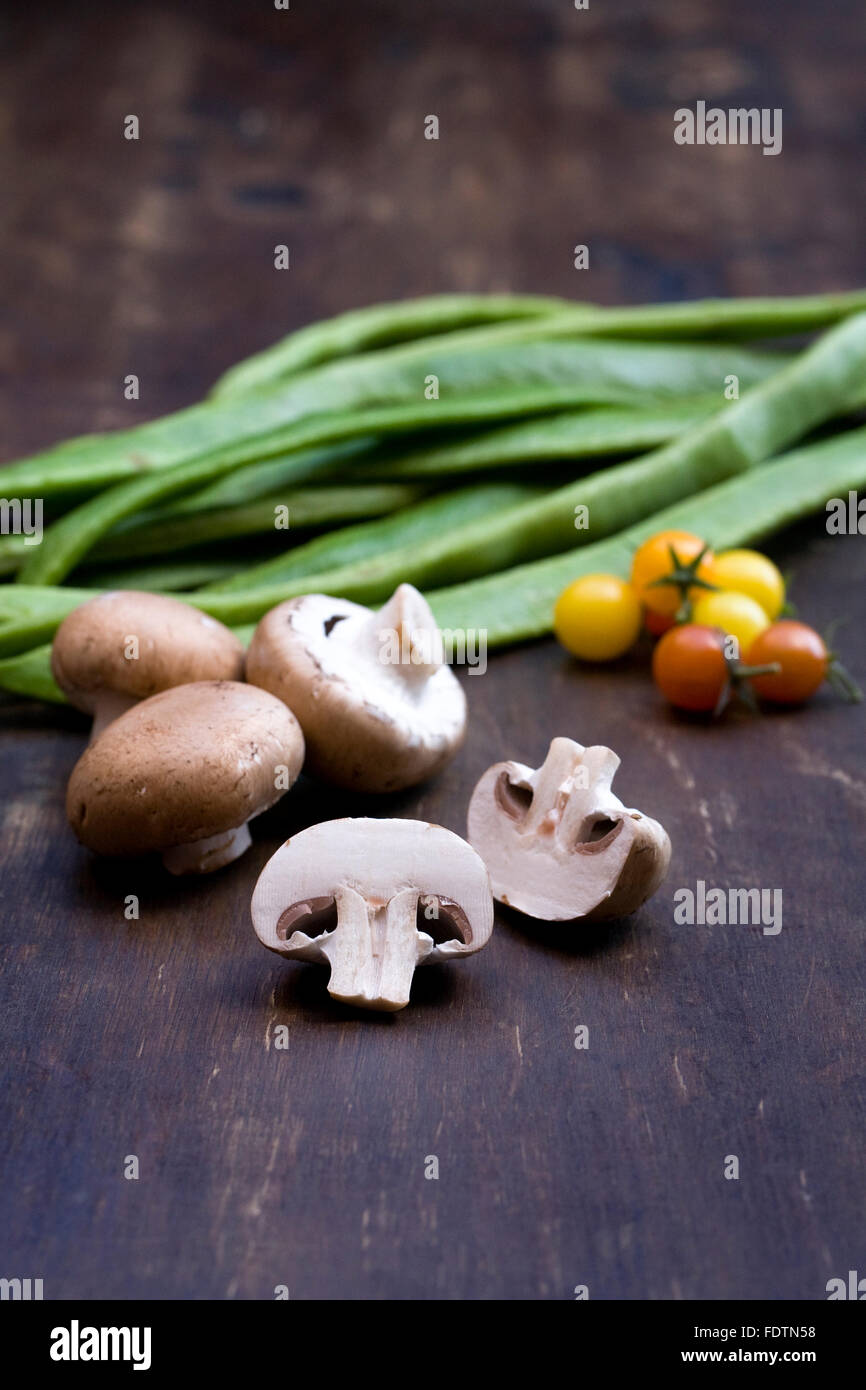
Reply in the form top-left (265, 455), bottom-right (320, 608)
top-left (245, 587), bottom-right (467, 793)
top-left (66, 681), bottom-right (304, 858)
top-left (51, 590), bottom-right (245, 714)
top-left (252, 817), bottom-right (493, 962)
top-left (468, 739), bottom-right (671, 922)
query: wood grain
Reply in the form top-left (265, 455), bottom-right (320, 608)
top-left (1, 0), bottom-right (864, 1300)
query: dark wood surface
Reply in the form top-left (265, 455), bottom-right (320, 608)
top-left (1, 0), bottom-right (864, 1301)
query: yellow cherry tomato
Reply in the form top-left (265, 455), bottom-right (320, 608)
top-left (706, 549), bottom-right (785, 619)
top-left (691, 589), bottom-right (770, 656)
top-left (554, 573), bottom-right (641, 661)
top-left (630, 530), bottom-right (714, 618)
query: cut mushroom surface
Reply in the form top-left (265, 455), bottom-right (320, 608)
top-left (252, 817), bottom-right (494, 1011)
top-left (245, 584), bottom-right (467, 792)
top-left (468, 737), bottom-right (671, 921)
top-left (51, 590), bottom-right (245, 739)
top-left (66, 681), bottom-right (305, 874)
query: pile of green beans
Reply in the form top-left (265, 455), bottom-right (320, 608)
top-left (1, 289), bottom-right (865, 705)
top-left (3, 424), bottom-right (864, 705)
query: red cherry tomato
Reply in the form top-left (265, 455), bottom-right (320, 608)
top-left (652, 624), bottom-right (729, 712)
top-left (746, 621), bottom-right (828, 704)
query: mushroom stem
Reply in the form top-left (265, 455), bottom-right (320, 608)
top-left (162, 823), bottom-right (252, 876)
top-left (89, 691), bottom-right (139, 742)
top-left (521, 738), bottom-right (619, 836)
top-left (558, 744), bottom-right (623, 842)
top-left (371, 583), bottom-right (444, 680)
top-left (320, 885), bottom-right (431, 1012)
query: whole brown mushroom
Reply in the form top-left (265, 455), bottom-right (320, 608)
top-left (66, 681), bottom-right (305, 874)
top-left (51, 590), bottom-right (245, 739)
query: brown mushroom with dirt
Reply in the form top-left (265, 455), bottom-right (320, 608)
top-left (51, 590), bottom-right (245, 740)
top-left (66, 681), bottom-right (304, 874)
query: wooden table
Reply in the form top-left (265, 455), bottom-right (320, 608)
top-left (2, 0), bottom-right (864, 1300)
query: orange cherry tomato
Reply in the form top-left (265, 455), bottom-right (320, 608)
top-left (746, 621), bottom-right (828, 704)
top-left (652, 624), bottom-right (729, 712)
top-left (631, 530), bottom-right (714, 618)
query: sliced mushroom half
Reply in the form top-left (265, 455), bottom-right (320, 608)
top-left (252, 818), bottom-right (494, 1011)
top-left (468, 737), bottom-right (671, 921)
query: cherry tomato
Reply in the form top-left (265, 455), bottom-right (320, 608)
top-left (631, 530), bottom-right (714, 618)
top-left (644, 608), bottom-right (676, 638)
top-left (554, 573), bottom-right (641, 661)
top-left (692, 590), bottom-right (770, 656)
top-left (652, 624), bottom-right (729, 712)
top-left (746, 621), bottom-right (828, 704)
top-left (706, 549), bottom-right (785, 619)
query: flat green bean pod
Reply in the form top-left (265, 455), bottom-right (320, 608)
top-left (211, 287), bottom-right (866, 398)
top-left (203, 481), bottom-right (541, 593)
top-left (429, 425), bottom-right (866, 644)
top-left (210, 292), bottom-right (572, 396)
